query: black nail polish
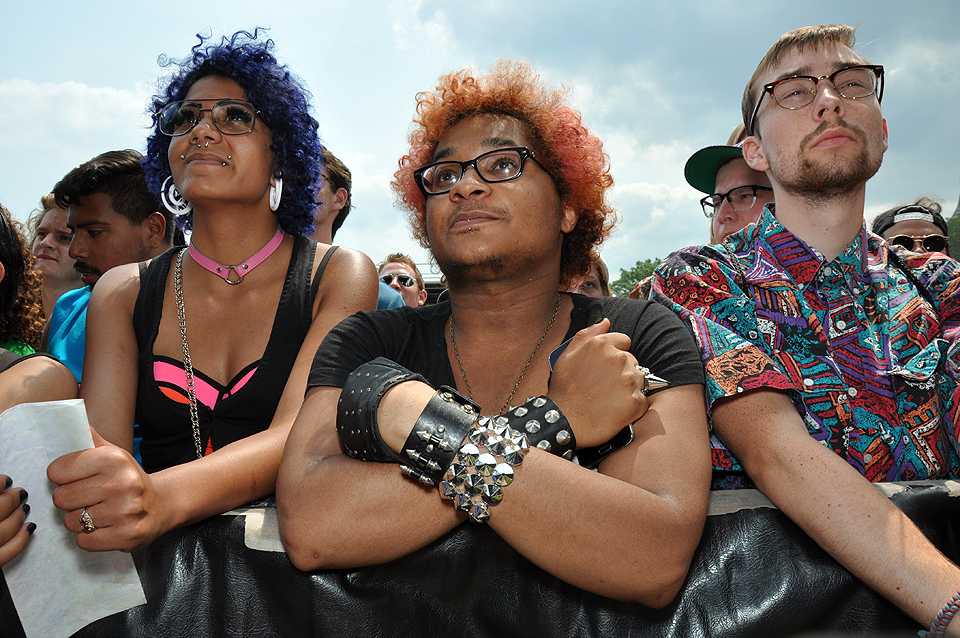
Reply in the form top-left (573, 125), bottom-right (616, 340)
top-left (21, 503), bottom-right (30, 517)
top-left (18, 490), bottom-right (28, 504)
top-left (3, 476), bottom-right (11, 490)
top-left (26, 523), bottom-right (36, 535)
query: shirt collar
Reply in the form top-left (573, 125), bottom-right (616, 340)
top-left (750, 205), bottom-right (869, 289)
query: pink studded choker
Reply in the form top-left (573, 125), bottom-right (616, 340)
top-left (188, 226), bottom-right (284, 285)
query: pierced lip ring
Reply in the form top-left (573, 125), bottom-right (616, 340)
top-left (79, 507), bottom-right (96, 533)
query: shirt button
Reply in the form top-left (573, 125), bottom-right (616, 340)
top-left (803, 379), bottom-right (814, 387)
top-left (836, 320), bottom-right (847, 330)
top-left (864, 453), bottom-right (873, 463)
top-left (847, 387), bottom-right (858, 397)
top-left (824, 267), bottom-right (833, 276)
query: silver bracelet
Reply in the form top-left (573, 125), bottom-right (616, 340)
top-left (439, 417), bottom-right (528, 523)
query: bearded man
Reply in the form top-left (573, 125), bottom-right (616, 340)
top-left (655, 25), bottom-right (960, 634)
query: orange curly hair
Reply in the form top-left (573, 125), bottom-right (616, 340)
top-left (392, 60), bottom-right (617, 288)
top-left (0, 205), bottom-right (44, 350)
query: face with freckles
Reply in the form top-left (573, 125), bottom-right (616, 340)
top-left (744, 43), bottom-right (888, 200)
top-left (32, 207), bottom-right (80, 285)
top-left (423, 114), bottom-right (576, 286)
top-left (166, 75), bottom-right (276, 211)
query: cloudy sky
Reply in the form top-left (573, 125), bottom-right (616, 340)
top-left (2, 0), bottom-right (958, 284)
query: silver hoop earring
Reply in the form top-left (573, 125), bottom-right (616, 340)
top-left (269, 177), bottom-right (283, 212)
top-left (161, 175), bottom-right (193, 216)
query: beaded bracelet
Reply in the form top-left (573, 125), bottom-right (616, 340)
top-left (399, 386), bottom-right (480, 486)
top-left (499, 396), bottom-right (576, 460)
top-left (337, 358), bottom-right (428, 463)
top-left (439, 418), bottom-right (529, 523)
top-left (920, 590), bottom-right (960, 638)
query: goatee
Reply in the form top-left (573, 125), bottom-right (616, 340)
top-left (773, 119), bottom-right (882, 203)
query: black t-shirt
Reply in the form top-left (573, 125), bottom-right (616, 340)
top-left (133, 237), bottom-right (331, 473)
top-left (308, 293), bottom-right (704, 394)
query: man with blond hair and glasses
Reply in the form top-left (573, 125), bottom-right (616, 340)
top-left (655, 24), bottom-right (960, 635)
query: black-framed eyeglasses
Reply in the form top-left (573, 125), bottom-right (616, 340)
top-left (414, 147), bottom-right (548, 196)
top-left (889, 234), bottom-right (949, 253)
top-left (381, 273), bottom-right (416, 288)
top-left (700, 185), bottom-right (774, 218)
top-left (157, 99), bottom-right (261, 137)
top-left (749, 64), bottom-right (884, 134)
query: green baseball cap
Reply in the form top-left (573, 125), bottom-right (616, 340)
top-left (683, 143), bottom-right (744, 195)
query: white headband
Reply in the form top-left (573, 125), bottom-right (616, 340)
top-left (892, 211), bottom-right (935, 225)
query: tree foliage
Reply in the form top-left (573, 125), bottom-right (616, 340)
top-left (947, 210), bottom-right (960, 261)
top-left (610, 257), bottom-right (661, 297)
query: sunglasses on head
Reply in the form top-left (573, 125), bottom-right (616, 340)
top-left (889, 234), bottom-right (948, 253)
top-left (381, 273), bottom-right (416, 288)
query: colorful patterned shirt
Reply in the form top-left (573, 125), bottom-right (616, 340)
top-left (653, 206), bottom-right (960, 489)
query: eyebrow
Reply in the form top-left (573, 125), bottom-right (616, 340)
top-left (772, 61), bottom-right (865, 83)
top-left (432, 136), bottom-right (522, 162)
top-left (68, 220), bottom-right (111, 231)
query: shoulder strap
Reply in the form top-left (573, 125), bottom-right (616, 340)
top-left (0, 348), bottom-right (21, 373)
top-left (133, 248), bottom-right (177, 352)
top-left (310, 245), bottom-right (339, 303)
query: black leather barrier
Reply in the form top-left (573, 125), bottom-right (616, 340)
top-left (2, 481), bottom-right (958, 637)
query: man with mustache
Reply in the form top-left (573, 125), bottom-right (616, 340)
top-left (655, 25), bottom-right (960, 634)
top-left (278, 61), bottom-right (711, 607)
top-left (47, 150), bottom-right (174, 383)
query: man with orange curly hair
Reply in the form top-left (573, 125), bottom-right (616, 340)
top-left (278, 61), bottom-right (710, 607)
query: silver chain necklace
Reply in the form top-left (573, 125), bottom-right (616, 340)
top-left (449, 294), bottom-right (561, 415)
top-left (174, 248), bottom-right (204, 459)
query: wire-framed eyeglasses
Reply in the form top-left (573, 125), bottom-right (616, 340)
top-left (889, 234), bottom-right (949, 254)
top-left (414, 147), bottom-right (548, 196)
top-left (157, 99), bottom-right (261, 137)
top-left (700, 185), bottom-right (774, 218)
top-left (749, 64), bottom-right (884, 134)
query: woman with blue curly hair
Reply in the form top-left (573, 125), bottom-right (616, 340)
top-left (47, 30), bottom-right (377, 552)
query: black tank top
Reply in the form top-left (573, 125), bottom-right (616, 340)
top-left (133, 236), bottom-right (335, 473)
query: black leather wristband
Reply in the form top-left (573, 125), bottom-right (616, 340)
top-left (497, 396), bottom-right (576, 460)
top-left (399, 386), bottom-right (479, 486)
top-left (337, 357), bottom-right (429, 463)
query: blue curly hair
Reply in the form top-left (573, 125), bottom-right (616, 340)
top-left (143, 29), bottom-right (321, 235)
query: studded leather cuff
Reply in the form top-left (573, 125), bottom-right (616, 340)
top-left (399, 386), bottom-right (480, 486)
top-left (439, 419), bottom-right (528, 523)
top-left (499, 396), bottom-right (576, 460)
top-left (337, 357), bottom-right (429, 463)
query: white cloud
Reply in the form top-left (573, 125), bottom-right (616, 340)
top-left (0, 79), bottom-right (151, 221)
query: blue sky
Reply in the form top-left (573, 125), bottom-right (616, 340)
top-left (2, 0), bottom-right (958, 283)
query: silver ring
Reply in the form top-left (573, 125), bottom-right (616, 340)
top-left (636, 365), bottom-right (669, 395)
top-left (79, 507), bottom-right (96, 534)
